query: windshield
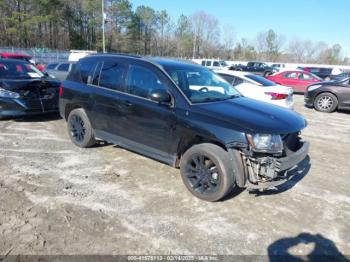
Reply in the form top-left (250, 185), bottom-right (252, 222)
top-left (219, 61), bottom-right (228, 67)
top-left (165, 67), bottom-right (241, 103)
top-left (0, 60), bottom-right (45, 79)
top-left (245, 74), bottom-right (277, 86)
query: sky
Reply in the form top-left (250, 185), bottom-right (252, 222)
top-left (130, 0), bottom-right (350, 57)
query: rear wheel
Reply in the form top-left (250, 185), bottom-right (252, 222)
top-left (314, 92), bottom-right (338, 113)
top-left (67, 108), bottom-right (96, 147)
top-left (180, 143), bottom-right (235, 202)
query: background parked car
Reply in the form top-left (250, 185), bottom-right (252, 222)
top-left (46, 62), bottom-right (75, 81)
top-left (0, 59), bottom-right (60, 119)
top-left (216, 70), bottom-right (293, 109)
top-left (230, 61), bottom-right (279, 77)
top-left (267, 70), bottom-right (321, 93)
top-left (199, 59), bottom-right (230, 70)
top-left (0, 52), bottom-right (45, 72)
top-left (304, 77), bottom-right (350, 113)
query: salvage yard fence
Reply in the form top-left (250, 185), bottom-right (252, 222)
top-left (0, 47), bottom-right (70, 64)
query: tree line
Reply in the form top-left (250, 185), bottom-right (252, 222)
top-left (0, 0), bottom-right (348, 65)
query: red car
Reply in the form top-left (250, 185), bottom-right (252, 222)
top-left (0, 53), bottom-right (45, 72)
top-left (267, 70), bottom-right (322, 93)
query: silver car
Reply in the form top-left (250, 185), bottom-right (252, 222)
top-left (46, 62), bottom-right (75, 81)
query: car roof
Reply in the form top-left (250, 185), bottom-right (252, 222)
top-left (81, 54), bottom-right (202, 70)
top-left (214, 69), bottom-right (250, 77)
top-left (0, 53), bottom-right (32, 59)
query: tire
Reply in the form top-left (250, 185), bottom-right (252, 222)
top-left (180, 143), bottom-right (235, 202)
top-left (67, 108), bottom-right (96, 147)
top-left (314, 92), bottom-right (338, 113)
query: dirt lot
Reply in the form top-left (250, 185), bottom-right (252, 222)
top-left (0, 95), bottom-right (349, 258)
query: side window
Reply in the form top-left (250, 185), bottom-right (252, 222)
top-left (46, 63), bottom-right (57, 70)
top-left (127, 65), bottom-right (166, 99)
top-left (284, 72), bottom-right (297, 79)
top-left (80, 61), bottom-right (96, 83)
top-left (213, 61), bottom-right (219, 67)
top-left (201, 61), bottom-right (206, 66)
top-left (219, 74), bottom-right (235, 85)
top-left (206, 61), bottom-right (212, 67)
top-left (91, 62), bottom-right (102, 86)
top-left (234, 78), bottom-right (244, 85)
top-left (99, 61), bottom-right (127, 91)
top-left (57, 63), bottom-right (70, 71)
top-left (299, 73), bottom-right (312, 80)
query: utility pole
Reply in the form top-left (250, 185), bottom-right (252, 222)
top-left (102, 0), bottom-right (106, 53)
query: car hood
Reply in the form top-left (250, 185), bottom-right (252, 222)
top-left (0, 78), bottom-right (60, 91)
top-left (193, 97), bottom-right (306, 134)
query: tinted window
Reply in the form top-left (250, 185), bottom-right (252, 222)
top-left (0, 60), bottom-right (44, 78)
top-left (245, 74), bottom-right (276, 86)
top-left (99, 61), bottom-right (126, 91)
top-left (80, 61), bottom-right (96, 83)
top-left (127, 65), bottom-right (166, 99)
top-left (206, 61), bottom-right (212, 66)
top-left (46, 63), bottom-right (58, 70)
top-left (201, 61), bottom-right (206, 66)
top-left (57, 63), bottom-right (70, 71)
top-left (213, 61), bottom-right (219, 67)
top-left (219, 74), bottom-right (236, 85)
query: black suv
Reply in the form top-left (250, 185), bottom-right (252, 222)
top-left (59, 54), bottom-right (309, 201)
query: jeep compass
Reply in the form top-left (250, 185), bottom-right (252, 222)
top-left (59, 54), bottom-right (309, 201)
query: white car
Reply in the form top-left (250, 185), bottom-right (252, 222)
top-left (215, 70), bottom-right (294, 109)
top-left (193, 59), bottom-right (231, 71)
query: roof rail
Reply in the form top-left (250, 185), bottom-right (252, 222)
top-left (90, 52), bottom-right (142, 59)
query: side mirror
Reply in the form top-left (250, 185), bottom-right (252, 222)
top-left (149, 89), bottom-right (172, 104)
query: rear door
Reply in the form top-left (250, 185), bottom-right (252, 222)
top-left (297, 72), bottom-right (316, 92)
top-left (90, 58), bottom-right (129, 138)
top-left (280, 72), bottom-right (300, 90)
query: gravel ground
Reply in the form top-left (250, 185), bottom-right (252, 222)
top-left (0, 95), bottom-right (349, 258)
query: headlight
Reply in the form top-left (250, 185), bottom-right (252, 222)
top-left (307, 85), bottom-right (322, 92)
top-left (0, 88), bottom-right (20, 99)
top-left (246, 134), bottom-right (283, 153)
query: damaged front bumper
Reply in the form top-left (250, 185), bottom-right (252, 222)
top-left (243, 140), bottom-right (309, 189)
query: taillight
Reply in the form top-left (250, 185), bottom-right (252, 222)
top-left (265, 92), bottom-right (288, 100)
top-left (58, 83), bottom-right (63, 97)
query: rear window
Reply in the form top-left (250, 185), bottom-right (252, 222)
top-left (57, 63), bottom-right (70, 71)
top-left (245, 74), bottom-right (276, 86)
top-left (46, 63), bottom-right (58, 70)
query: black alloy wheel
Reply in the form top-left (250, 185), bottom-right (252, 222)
top-left (184, 154), bottom-right (220, 195)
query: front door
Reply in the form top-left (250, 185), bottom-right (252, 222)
top-left (118, 63), bottom-right (175, 163)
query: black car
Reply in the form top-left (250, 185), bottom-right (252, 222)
top-left (304, 77), bottom-right (350, 113)
top-left (59, 54), bottom-right (309, 201)
top-left (230, 61), bottom-right (278, 77)
top-left (0, 59), bottom-right (60, 119)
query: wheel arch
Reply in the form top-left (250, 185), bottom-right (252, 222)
top-left (175, 135), bottom-right (227, 167)
top-left (64, 103), bottom-right (84, 120)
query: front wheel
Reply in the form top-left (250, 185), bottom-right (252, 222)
top-left (180, 143), bottom-right (235, 202)
top-left (67, 108), bottom-right (96, 147)
top-left (314, 92), bottom-right (338, 113)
